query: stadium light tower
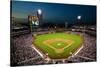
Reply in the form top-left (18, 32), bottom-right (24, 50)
top-left (37, 9), bottom-right (43, 26)
top-left (77, 15), bottom-right (81, 20)
top-left (37, 9), bottom-right (42, 15)
top-left (77, 15), bottom-right (82, 25)
top-left (77, 15), bottom-right (85, 35)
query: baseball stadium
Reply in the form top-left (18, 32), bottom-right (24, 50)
top-left (11, 1), bottom-right (96, 66)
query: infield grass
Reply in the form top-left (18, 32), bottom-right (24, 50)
top-left (33, 33), bottom-right (83, 59)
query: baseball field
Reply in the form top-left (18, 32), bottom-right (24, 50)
top-left (33, 33), bottom-right (83, 59)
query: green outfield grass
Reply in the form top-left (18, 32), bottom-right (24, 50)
top-left (33, 33), bottom-right (83, 59)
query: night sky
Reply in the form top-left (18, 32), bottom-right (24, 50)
top-left (11, 1), bottom-right (96, 25)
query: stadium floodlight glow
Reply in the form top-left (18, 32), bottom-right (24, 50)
top-left (37, 9), bottom-right (42, 15)
top-left (77, 15), bottom-right (81, 20)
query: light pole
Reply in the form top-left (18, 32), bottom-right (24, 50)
top-left (77, 15), bottom-right (81, 30)
top-left (37, 9), bottom-right (43, 26)
top-left (77, 15), bottom-right (85, 35)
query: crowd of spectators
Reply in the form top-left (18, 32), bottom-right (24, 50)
top-left (11, 28), bottom-right (96, 66)
top-left (66, 31), bottom-right (96, 62)
top-left (77, 33), bottom-right (96, 60)
top-left (11, 34), bottom-right (43, 66)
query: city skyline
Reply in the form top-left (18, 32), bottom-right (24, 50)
top-left (11, 1), bottom-right (96, 25)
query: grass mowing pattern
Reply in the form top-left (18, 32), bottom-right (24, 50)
top-left (33, 33), bottom-right (83, 59)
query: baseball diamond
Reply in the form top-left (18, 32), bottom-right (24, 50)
top-left (33, 33), bottom-right (83, 59)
